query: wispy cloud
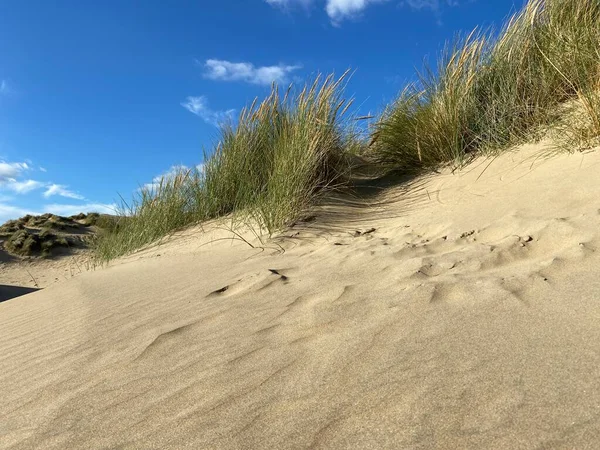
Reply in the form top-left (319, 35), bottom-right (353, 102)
top-left (43, 184), bottom-right (85, 200)
top-left (0, 159), bottom-right (88, 201)
top-left (399, 0), bottom-right (461, 25)
top-left (265, 0), bottom-right (314, 9)
top-left (181, 95), bottom-right (235, 126)
top-left (402, 0), bottom-right (459, 10)
top-left (202, 59), bottom-right (301, 85)
top-left (0, 162), bottom-right (45, 194)
top-left (39, 167), bottom-right (47, 173)
top-left (6, 180), bottom-right (45, 194)
top-left (0, 80), bottom-right (9, 95)
top-left (0, 161), bottom-right (29, 182)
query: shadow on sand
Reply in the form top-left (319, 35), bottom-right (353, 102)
top-left (0, 285), bottom-right (41, 303)
top-left (285, 168), bottom-right (438, 236)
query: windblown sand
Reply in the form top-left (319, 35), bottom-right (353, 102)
top-left (3, 143), bottom-right (600, 449)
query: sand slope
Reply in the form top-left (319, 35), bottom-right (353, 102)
top-left (3, 143), bottom-right (600, 449)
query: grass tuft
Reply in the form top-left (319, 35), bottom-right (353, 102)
top-left (373, 0), bottom-right (600, 171)
top-left (93, 72), bottom-right (355, 262)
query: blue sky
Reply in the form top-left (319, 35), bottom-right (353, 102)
top-left (0, 0), bottom-right (519, 223)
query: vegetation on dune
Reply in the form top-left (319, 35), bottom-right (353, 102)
top-left (373, 0), bottom-right (600, 171)
top-left (93, 0), bottom-right (600, 262)
top-left (4, 228), bottom-right (70, 257)
top-left (0, 213), bottom-right (112, 258)
top-left (203, 72), bottom-right (354, 231)
top-left (92, 72), bottom-right (355, 262)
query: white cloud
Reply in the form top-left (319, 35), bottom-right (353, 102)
top-left (6, 179), bottom-right (44, 194)
top-left (0, 161), bottom-right (91, 201)
top-left (325, 0), bottom-right (389, 23)
top-left (202, 59), bottom-right (301, 85)
top-left (43, 184), bottom-right (85, 200)
top-left (181, 96), bottom-right (235, 126)
top-left (0, 161), bottom-right (44, 194)
top-left (0, 161), bottom-right (29, 182)
top-left (39, 167), bottom-right (47, 173)
top-left (43, 203), bottom-right (117, 217)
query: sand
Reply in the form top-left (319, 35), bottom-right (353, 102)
top-left (0, 248), bottom-right (94, 293)
top-left (2, 142), bottom-right (600, 449)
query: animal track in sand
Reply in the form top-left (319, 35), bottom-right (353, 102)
top-left (383, 212), bottom-right (600, 308)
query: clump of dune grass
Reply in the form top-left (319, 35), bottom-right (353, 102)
top-left (373, 31), bottom-right (487, 172)
top-left (93, 72), bottom-right (355, 262)
top-left (203, 71), bottom-right (353, 232)
top-left (374, 0), bottom-right (600, 172)
top-left (3, 227), bottom-right (71, 258)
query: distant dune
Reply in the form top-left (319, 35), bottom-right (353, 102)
top-left (3, 142), bottom-right (600, 448)
top-left (0, 213), bottom-right (112, 296)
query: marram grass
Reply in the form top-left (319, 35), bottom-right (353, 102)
top-left (373, 0), bottom-right (600, 171)
top-left (93, 72), bottom-right (354, 262)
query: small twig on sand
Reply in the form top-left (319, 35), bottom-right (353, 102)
top-left (25, 268), bottom-right (39, 288)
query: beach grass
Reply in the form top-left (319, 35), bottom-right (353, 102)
top-left (373, 0), bottom-right (600, 171)
top-left (93, 72), bottom-right (355, 262)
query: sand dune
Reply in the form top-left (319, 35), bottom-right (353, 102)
top-left (3, 143), bottom-right (600, 448)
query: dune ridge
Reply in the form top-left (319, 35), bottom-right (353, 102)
top-left (2, 143), bottom-right (600, 448)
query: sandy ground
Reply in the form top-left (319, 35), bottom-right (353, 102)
top-left (2, 142), bottom-right (600, 449)
top-left (0, 249), bottom-right (95, 293)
